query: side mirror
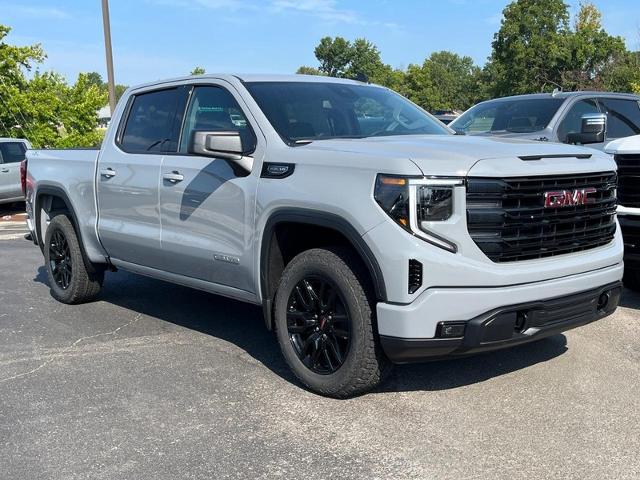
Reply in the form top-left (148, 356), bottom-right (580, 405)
top-left (189, 131), bottom-right (254, 172)
top-left (567, 113), bottom-right (607, 145)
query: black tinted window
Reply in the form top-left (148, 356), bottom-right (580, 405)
top-left (557, 99), bottom-right (600, 143)
top-left (121, 88), bottom-right (181, 152)
top-left (599, 98), bottom-right (640, 139)
top-left (179, 86), bottom-right (256, 153)
top-left (0, 142), bottom-right (27, 163)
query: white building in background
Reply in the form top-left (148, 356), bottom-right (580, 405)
top-left (97, 105), bottom-right (111, 128)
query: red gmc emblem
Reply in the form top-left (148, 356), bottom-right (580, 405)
top-left (543, 188), bottom-right (597, 208)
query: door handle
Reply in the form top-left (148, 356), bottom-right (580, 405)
top-left (163, 171), bottom-right (184, 183)
top-left (100, 168), bottom-right (116, 178)
top-left (0, 168), bottom-right (9, 173)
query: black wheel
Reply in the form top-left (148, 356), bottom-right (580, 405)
top-left (274, 247), bottom-right (390, 398)
top-left (624, 269), bottom-right (640, 292)
top-left (44, 215), bottom-right (104, 304)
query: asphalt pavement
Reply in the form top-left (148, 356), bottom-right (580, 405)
top-left (1, 216), bottom-right (639, 480)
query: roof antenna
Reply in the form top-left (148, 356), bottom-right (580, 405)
top-left (354, 72), bottom-right (369, 84)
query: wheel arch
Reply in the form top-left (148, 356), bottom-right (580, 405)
top-left (259, 208), bottom-right (387, 330)
top-left (34, 186), bottom-right (103, 274)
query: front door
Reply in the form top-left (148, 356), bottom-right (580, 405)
top-left (158, 82), bottom-right (261, 293)
top-left (97, 86), bottom-right (186, 268)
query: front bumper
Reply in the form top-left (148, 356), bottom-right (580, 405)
top-left (376, 263), bottom-right (623, 363)
top-left (381, 282), bottom-right (621, 363)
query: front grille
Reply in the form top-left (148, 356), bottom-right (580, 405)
top-left (614, 155), bottom-right (640, 208)
top-left (467, 172), bottom-right (617, 262)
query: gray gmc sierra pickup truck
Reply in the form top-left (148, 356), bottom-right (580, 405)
top-left (24, 75), bottom-right (624, 397)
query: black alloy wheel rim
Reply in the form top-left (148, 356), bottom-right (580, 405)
top-left (49, 229), bottom-right (72, 290)
top-left (286, 275), bottom-right (351, 375)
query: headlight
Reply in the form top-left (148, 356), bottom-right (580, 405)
top-left (375, 175), bottom-right (462, 252)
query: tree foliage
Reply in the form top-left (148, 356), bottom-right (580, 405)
top-left (487, 0), bottom-right (572, 96)
top-left (0, 25), bottom-right (107, 147)
top-left (405, 51), bottom-right (483, 111)
top-left (190, 66), bottom-right (205, 75)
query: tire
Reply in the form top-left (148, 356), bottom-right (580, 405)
top-left (623, 268), bottom-right (640, 292)
top-left (274, 247), bottom-right (390, 398)
top-left (44, 214), bottom-right (104, 304)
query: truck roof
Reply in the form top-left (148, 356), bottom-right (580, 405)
top-left (485, 91), bottom-right (640, 102)
top-left (126, 74), bottom-right (372, 93)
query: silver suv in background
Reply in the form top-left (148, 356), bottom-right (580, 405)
top-left (0, 138), bottom-right (31, 205)
top-left (450, 92), bottom-right (640, 149)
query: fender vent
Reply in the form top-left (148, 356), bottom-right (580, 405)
top-left (408, 259), bottom-right (423, 294)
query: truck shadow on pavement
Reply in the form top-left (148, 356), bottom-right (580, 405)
top-left (35, 267), bottom-right (572, 395)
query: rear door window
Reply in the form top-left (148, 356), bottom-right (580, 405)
top-left (0, 142), bottom-right (27, 163)
top-left (599, 98), bottom-right (640, 139)
top-left (120, 88), bottom-right (182, 153)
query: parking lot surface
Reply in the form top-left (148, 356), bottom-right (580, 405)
top-left (1, 217), bottom-right (639, 480)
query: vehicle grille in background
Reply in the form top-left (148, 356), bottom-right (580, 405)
top-left (408, 259), bottom-right (423, 294)
top-left (466, 172), bottom-right (617, 262)
top-left (620, 219), bottom-right (640, 255)
top-left (614, 155), bottom-right (640, 208)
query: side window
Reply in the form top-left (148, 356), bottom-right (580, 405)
top-left (556, 99), bottom-right (600, 143)
top-left (179, 86), bottom-right (256, 154)
top-left (463, 107), bottom-right (497, 133)
top-left (120, 88), bottom-right (181, 153)
top-left (599, 98), bottom-right (640, 139)
top-left (0, 142), bottom-right (27, 164)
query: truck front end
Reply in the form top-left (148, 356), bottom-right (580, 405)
top-left (364, 142), bottom-right (623, 362)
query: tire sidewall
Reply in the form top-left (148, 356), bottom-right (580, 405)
top-left (274, 249), bottom-right (372, 394)
top-left (44, 215), bottom-right (84, 303)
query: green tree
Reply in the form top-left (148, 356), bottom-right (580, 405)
top-left (296, 65), bottom-right (323, 75)
top-left (299, 36), bottom-right (406, 90)
top-left (314, 36), bottom-right (353, 77)
top-left (405, 51), bottom-right (483, 111)
top-left (562, 2), bottom-right (627, 90)
top-left (190, 66), bottom-right (205, 75)
top-left (83, 71), bottom-right (128, 103)
top-left (486, 0), bottom-right (571, 96)
top-left (0, 25), bottom-right (106, 147)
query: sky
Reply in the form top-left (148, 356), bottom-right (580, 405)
top-left (2, 0), bottom-right (639, 86)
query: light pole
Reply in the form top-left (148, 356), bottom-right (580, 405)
top-left (101, 0), bottom-right (116, 115)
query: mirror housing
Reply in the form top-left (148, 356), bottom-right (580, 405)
top-left (567, 113), bottom-right (607, 145)
top-left (189, 131), bottom-right (254, 172)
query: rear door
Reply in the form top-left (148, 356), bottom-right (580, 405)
top-left (97, 86), bottom-right (187, 267)
top-left (158, 82), bottom-right (261, 292)
top-left (0, 141), bottom-right (27, 201)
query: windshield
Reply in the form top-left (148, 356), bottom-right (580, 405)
top-left (451, 98), bottom-right (564, 134)
top-left (245, 81), bottom-right (450, 144)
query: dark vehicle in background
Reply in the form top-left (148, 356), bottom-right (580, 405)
top-left (0, 138), bottom-right (31, 205)
top-left (450, 92), bottom-right (640, 150)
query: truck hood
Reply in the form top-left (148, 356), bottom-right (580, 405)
top-left (300, 135), bottom-right (613, 177)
